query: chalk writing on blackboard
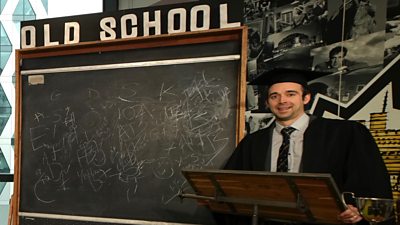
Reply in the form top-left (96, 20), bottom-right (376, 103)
top-left (21, 61), bottom-right (238, 222)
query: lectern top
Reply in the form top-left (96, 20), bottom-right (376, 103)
top-left (181, 169), bottom-right (346, 224)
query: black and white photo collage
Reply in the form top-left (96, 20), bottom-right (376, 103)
top-left (243, 0), bottom-right (398, 134)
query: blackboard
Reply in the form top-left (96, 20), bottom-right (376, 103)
top-left (15, 28), bottom-right (247, 225)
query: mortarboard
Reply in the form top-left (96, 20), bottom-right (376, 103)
top-left (249, 68), bottom-right (330, 87)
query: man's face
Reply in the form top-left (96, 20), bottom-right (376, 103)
top-left (330, 52), bottom-right (344, 68)
top-left (266, 82), bottom-right (311, 126)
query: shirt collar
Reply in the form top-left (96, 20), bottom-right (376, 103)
top-left (275, 113), bottom-right (310, 133)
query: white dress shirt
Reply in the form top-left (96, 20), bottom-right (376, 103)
top-left (270, 113), bottom-right (310, 172)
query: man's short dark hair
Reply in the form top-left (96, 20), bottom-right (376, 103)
top-left (301, 85), bottom-right (311, 98)
top-left (329, 46), bottom-right (347, 59)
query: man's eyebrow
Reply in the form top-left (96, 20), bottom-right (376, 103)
top-left (268, 89), bottom-right (299, 97)
top-left (268, 91), bottom-right (278, 97)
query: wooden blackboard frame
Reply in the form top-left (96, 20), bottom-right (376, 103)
top-left (13, 27), bottom-right (248, 225)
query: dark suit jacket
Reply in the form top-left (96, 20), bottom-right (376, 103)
top-left (220, 116), bottom-right (393, 225)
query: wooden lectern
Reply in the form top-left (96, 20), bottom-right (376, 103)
top-left (180, 169), bottom-right (346, 225)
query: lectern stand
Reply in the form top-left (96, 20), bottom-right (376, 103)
top-left (180, 169), bottom-right (347, 225)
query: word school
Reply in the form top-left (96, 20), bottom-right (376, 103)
top-left (21, 3), bottom-right (240, 49)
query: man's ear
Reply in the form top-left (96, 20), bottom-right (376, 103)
top-left (303, 93), bottom-right (311, 105)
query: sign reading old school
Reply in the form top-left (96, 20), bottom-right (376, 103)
top-left (20, 0), bottom-right (243, 49)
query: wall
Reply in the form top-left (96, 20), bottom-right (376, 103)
top-left (243, 0), bottom-right (400, 199)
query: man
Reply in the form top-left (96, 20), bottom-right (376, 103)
top-left (222, 68), bottom-right (393, 225)
top-left (314, 46), bottom-right (367, 73)
top-left (351, 0), bottom-right (376, 39)
top-left (312, 0), bottom-right (328, 42)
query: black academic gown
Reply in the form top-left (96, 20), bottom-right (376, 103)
top-left (218, 116), bottom-right (393, 225)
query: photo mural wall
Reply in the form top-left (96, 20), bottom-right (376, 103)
top-left (20, 0), bottom-right (400, 201)
top-left (243, 0), bottom-right (400, 199)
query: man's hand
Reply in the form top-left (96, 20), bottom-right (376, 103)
top-left (338, 204), bottom-right (363, 224)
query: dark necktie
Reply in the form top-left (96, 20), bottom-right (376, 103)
top-left (277, 127), bottom-right (296, 172)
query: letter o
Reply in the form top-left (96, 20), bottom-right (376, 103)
top-left (190, 5), bottom-right (210, 31)
top-left (21, 26), bottom-right (36, 48)
top-left (168, 8), bottom-right (186, 33)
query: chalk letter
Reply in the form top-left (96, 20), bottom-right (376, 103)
top-left (100, 17), bottom-right (117, 40)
